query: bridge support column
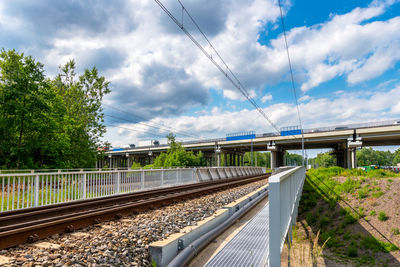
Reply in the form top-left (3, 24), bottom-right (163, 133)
top-left (270, 151), bottom-right (277, 169)
top-left (216, 153), bottom-right (221, 167)
top-left (347, 149), bottom-right (352, 169)
top-left (351, 148), bottom-right (357, 169)
top-left (347, 136), bottom-right (362, 169)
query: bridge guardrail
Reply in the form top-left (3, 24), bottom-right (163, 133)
top-left (0, 167), bottom-right (263, 212)
top-left (268, 166), bottom-right (306, 266)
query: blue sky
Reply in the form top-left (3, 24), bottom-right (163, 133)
top-left (1, 0), bottom-right (400, 155)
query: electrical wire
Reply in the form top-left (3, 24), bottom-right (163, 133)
top-left (154, 0), bottom-right (281, 134)
top-left (278, 0), bottom-right (306, 165)
top-left (102, 103), bottom-right (200, 139)
top-left (104, 114), bottom-right (197, 139)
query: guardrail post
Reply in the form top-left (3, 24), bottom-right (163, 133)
top-left (192, 168), bottom-right (196, 182)
top-left (82, 173), bottom-right (86, 199)
top-left (115, 171), bottom-right (121, 194)
top-left (141, 170), bottom-right (145, 189)
top-left (269, 176), bottom-right (281, 267)
top-left (34, 175), bottom-right (39, 207)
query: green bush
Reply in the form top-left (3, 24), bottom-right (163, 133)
top-left (371, 191), bottom-right (384, 198)
top-left (361, 236), bottom-right (398, 252)
top-left (336, 177), bottom-right (360, 194)
top-left (319, 216), bottom-right (331, 228)
top-left (370, 210), bottom-right (376, 216)
top-left (344, 213), bottom-right (357, 225)
top-left (347, 246), bottom-right (358, 257)
top-left (306, 211), bottom-right (318, 225)
top-left (357, 188), bottom-right (368, 199)
top-left (378, 211), bottom-right (388, 221)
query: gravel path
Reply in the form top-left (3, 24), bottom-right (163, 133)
top-left (1, 179), bottom-right (267, 266)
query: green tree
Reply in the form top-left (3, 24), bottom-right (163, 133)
top-left (0, 50), bottom-right (110, 169)
top-left (0, 49), bottom-right (54, 168)
top-left (357, 148), bottom-right (393, 166)
top-left (152, 134), bottom-right (206, 167)
top-left (392, 148), bottom-right (400, 166)
top-left (314, 152), bottom-right (336, 168)
top-left (51, 60), bottom-right (110, 167)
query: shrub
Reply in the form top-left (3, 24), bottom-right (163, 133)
top-left (343, 231), bottom-right (351, 240)
top-left (344, 213), bottom-right (357, 225)
top-left (337, 177), bottom-right (360, 194)
top-left (370, 210), bottom-right (376, 216)
top-left (361, 236), bottom-right (399, 252)
top-left (319, 216), bottom-right (331, 228)
top-left (378, 211), bottom-right (388, 221)
top-left (347, 246), bottom-right (358, 257)
top-left (306, 211), bottom-right (318, 225)
top-left (372, 191), bottom-right (384, 198)
top-left (357, 188), bottom-right (368, 199)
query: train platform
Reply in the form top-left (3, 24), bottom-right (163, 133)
top-left (204, 202), bottom-right (270, 267)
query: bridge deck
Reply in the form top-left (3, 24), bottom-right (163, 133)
top-left (205, 202), bottom-right (270, 267)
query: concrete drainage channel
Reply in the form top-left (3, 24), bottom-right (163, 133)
top-left (149, 184), bottom-right (269, 267)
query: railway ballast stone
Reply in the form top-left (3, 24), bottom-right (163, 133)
top-left (2, 179), bottom-right (267, 266)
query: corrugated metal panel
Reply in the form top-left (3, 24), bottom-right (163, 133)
top-left (205, 203), bottom-right (270, 267)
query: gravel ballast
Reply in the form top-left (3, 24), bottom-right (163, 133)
top-left (2, 179), bottom-right (267, 266)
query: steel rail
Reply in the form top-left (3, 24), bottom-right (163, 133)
top-left (0, 174), bottom-right (269, 249)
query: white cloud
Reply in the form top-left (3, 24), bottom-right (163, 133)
top-left (105, 85), bottom-right (400, 146)
top-left (261, 94), bottom-right (272, 103)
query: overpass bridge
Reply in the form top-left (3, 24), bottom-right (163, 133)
top-left (103, 119), bottom-right (400, 169)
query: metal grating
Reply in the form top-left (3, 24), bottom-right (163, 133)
top-left (205, 203), bottom-right (270, 267)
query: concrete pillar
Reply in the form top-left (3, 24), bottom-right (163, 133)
top-left (217, 153), bottom-right (221, 167)
top-left (276, 151), bottom-right (285, 167)
top-left (270, 151), bottom-right (277, 169)
top-left (351, 148), bottom-right (357, 169)
top-left (347, 149), bottom-right (352, 169)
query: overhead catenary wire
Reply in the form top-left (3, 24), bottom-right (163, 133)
top-left (102, 103), bottom-right (200, 139)
top-left (278, 0), bottom-right (306, 165)
top-left (154, 0), bottom-right (281, 134)
top-left (105, 114), bottom-right (197, 139)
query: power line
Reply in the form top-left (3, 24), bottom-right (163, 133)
top-left (278, 0), bottom-right (306, 165)
top-left (102, 103), bottom-right (200, 139)
top-left (105, 114), bottom-right (198, 139)
top-left (107, 122), bottom-right (167, 139)
top-left (154, 0), bottom-right (281, 134)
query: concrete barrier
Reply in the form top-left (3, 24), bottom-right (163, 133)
top-left (149, 184), bottom-right (269, 267)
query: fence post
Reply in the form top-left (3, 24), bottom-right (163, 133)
top-left (82, 173), bottom-right (86, 199)
top-left (141, 170), bottom-right (145, 189)
top-left (34, 175), bottom-right (39, 207)
top-left (269, 178), bottom-right (281, 267)
top-left (115, 171), bottom-right (121, 194)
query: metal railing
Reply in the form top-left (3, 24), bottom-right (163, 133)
top-left (0, 167), bottom-right (263, 212)
top-left (268, 166), bottom-right (306, 266)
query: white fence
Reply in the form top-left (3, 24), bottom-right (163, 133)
top-left (268, 166), bottom-right (306, 266)
top-left (0, 167), bottom-right (263, 212)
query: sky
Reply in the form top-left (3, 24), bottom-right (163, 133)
top-left (1, 0), bottom-right (400, 156)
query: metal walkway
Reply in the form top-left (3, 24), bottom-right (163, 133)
top-left (205, 202), bottom-right (270, 267)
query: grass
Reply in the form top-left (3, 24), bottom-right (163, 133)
top-left (298, 167), bottom-right (399, 266)
top-left (378, 211), bottom-right (388, 221)
top-left (391, 228), bottom-right (400, 235)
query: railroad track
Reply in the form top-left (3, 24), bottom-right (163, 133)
top-left (0, 173), bottom-right (269, 249)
